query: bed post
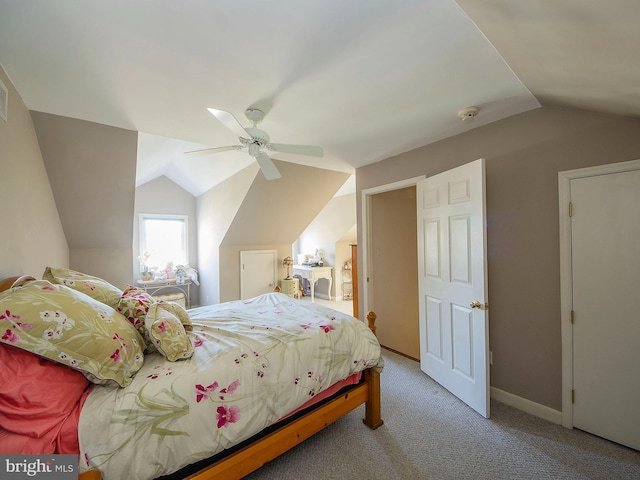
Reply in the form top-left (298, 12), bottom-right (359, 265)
top-left (363, 368), bottom-right (383, 429)
top-left (363, 310), bottom-right (383, 429)
top-left (366, 311), bottom-right (377, 336)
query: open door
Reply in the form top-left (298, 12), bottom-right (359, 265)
top-left (416, 159), bottom-right (489, 417)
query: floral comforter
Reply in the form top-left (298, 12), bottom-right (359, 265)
top-left (78, 293), bottom-right (383, 480)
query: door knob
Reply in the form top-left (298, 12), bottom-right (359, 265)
top-left (470, 300), bottom-right (488, 310)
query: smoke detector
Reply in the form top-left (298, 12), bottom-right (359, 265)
top-left (458, 106), bottom-right (479, 123)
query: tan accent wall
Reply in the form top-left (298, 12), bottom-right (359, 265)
top-left (221, 161), bottom-right (350, 246)
top-left (357, 106), bottom-right (640, 410)
top-left (0, 67), bottom-right (68, 279)
top-left (30, 111), bottom-right (138, 289)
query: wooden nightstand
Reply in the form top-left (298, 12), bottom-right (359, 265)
top-left (279, 278), bottom-right (300, 298)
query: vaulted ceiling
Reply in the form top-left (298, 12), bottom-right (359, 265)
top-left (1, 1), bottom-right (638, 196)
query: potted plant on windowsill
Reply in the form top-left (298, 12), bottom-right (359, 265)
top-left (138, 251), bottom-right (152, 281)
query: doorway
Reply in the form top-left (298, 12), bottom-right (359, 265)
top-left (370, 187), bottom-right (419, 359)
top-left (559, 159), bottom-right (640, 450)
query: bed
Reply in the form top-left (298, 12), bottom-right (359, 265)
top-left (0, 269), bottom-right (383, 480)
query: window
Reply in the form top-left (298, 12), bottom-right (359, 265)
top-left (139, 214), bottom-right (188, 272)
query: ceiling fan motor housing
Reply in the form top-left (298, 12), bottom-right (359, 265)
top-left (245, 108), bottom-right (265, 124)
top-left (244, 127), bottom-right (270, 145)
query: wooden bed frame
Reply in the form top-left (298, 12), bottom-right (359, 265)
top-left (0, 275), bottom-right (383, 480)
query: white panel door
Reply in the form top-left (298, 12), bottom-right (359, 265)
top-left (417, 159), bottom-right (489, 417)
top-left (571, 169), bottom-right (640, 450)
top-left (240, 250), bottom-right (277, 299)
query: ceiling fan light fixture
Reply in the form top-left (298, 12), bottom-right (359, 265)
top-left (458, 106), bottom-right (479, 123)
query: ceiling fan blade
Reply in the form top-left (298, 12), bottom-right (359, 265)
top-left (184, 145), bottom-right (243, 157)
top-left (255, 152), bottom-right (282, 180)
top-left (269, 143), bottom-right (324, 157)
top-left (207, 108), bottom-right (249, 138)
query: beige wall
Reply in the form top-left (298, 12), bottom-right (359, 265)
top-left (0, 67), bottom-right (68, 279)
top-left (30, 111), bottom-right (138, 289)
top-left (357, 106), bottom-right (640, 411)
top-left (135, 175), bottom-right (200, 305)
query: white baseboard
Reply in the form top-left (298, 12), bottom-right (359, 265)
top-left (490, 387), bottom-right (562, 425)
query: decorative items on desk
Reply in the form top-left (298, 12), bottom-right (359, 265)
top-left (175, 265), bottom-right (187, 284)
top-left (297, 249), bottom-right (325, 267)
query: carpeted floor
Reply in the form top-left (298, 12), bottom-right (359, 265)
top-left (245, 348), bottom-right (640, 480)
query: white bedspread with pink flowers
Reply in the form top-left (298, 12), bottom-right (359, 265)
top-left (78, 293), bottom-right (382, 480)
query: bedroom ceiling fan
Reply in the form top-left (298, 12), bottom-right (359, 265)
top-left (185, 108), bottom-right (324, 180)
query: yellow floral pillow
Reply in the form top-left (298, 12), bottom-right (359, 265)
top-left (0, 280), bottom-right (144, 387)
top-left (117, 286), bottom-right (194, 355)
top-left (145, 302), bottom-right (193, 362)
top-left (43, 266), bottom-right (123, 309)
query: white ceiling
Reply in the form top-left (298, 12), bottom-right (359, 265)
top-left (1, 1), bottom-right (638, 196)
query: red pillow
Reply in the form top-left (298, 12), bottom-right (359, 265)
top-left (0, 342), bottom-right (91, 440)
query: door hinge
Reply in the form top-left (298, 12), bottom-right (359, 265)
top-left (569, 202), bottom-right (573, 217)
top-left (571, 310), bottom-right (574, 324)
top-left (572, 389), bottom-right (575, 404)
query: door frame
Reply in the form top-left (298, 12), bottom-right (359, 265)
top-left (361, 176), bottom-right (425, 315)
top-left (558, 158), bottom-right (640, 428)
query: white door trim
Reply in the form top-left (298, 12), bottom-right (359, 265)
top-left (558, 158), bottom-right (640, 429)
top-left (361, 176), bottom-right (425, 314)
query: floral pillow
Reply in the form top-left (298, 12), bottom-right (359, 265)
top-left (43, 266), bottom-right (123, 309)
top-left (145, 302), bottom-right (194, 362)
top-left (116, 285), bottom-right (155, 349)
top-left (0, 280), bottom-right (144, 387)
top-left (117, 286), bottom-right (193, 355)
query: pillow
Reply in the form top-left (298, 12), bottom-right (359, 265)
top-left (116, 285), bottom-right (155, 349)
top-left (0, 280), bottom-right (144, 387)
top-left (145, 302), bottom-right (194, 362)
top-left (43, 266), bottom-right (123, 309)
top-left (117, 285), bottom-right (193, 355)
top-left (0, 342), bottom-right (90, 440)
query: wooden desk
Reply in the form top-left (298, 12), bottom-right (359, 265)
top-left (293, 265), bottom-right (332, 302)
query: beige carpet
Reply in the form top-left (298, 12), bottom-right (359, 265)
top-left (245, 348), bottom-right (640, 480)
